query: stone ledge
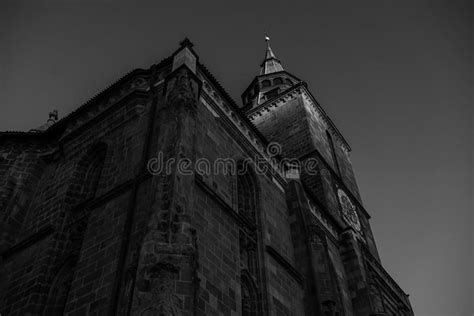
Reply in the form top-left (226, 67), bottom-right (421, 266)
top-left (265, 245), bottom-right (304, 286)
top-left (195, 174), bottom-right (256, 232)
top-left (1, 224), bottom-right (54, 259)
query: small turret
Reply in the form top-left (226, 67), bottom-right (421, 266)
top-left (47, 110), bottom-right (58, 123)
top-left (29, 110), bottom-right (59, 132)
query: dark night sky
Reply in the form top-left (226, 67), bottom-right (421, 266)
top-left (1, 1), bottom-right (471, 315)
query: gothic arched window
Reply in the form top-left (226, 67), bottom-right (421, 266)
top-left (65, 142), bottom-right (107, 207)
top-left (44, 258), bottom-right (76, 316)
top-left (285, 78), bottom-right (293, 85)
top-left (44, 143), bottom-right (107, 314)
top-left (261, 80), bottom-right (271, 88)
top-left (237, 165), bottom-right (258, 223)
top-left (241, 273), bottom-right (259, 316)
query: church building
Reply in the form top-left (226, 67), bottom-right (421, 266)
top-left (0, 38), bottom-right (413, 315)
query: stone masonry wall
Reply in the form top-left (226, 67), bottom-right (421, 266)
top-left (0, 83), bottom-right (153, 315)
top-left (191, 88), bottom-right (304, 315)
top-left (0, 141), bottom-right (50, 251)
top-left (301, 96), bottom-right (361, 202)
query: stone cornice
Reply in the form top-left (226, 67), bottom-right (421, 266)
top-left (246, 82), bottom-right (304, 118)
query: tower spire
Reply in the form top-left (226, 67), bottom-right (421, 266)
top-left (260, 35), bottom-right (284, 75)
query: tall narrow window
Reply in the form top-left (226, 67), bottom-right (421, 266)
top-left (44, 143), bottom-right (107, 314)
top-left (237, 165), bottom-right (258, 223)
top-left (44, 258), bottom-right (76, 316)
top-left (241, 273), bottom-right (259, 316)
top-left (237, 164), bottom-right (261, 315)
top-left (326, 131), bottom-right (341, 176)
top-left (66, 142), bottom-right (107, 207)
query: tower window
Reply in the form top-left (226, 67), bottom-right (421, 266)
top-left (261, 80), bottom-right (271, 88)
top-left (273, 77), bottom-right (283, 85)
top-left (285, 78), bottom-right (293, 85)
top-left (326, 131), bottom-right (341, 176)
top-left (263, 87), bottom-right (279, 100)
top-left (241, 274), bottom-right (259, 316)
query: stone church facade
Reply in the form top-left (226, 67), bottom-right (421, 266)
top-left (0, 39), bottom-right (413, 315)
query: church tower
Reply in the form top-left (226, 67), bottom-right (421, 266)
top-left (0, 38), bottom-right (413, 316)
top-left (241, 38), bottom-right (414, 315)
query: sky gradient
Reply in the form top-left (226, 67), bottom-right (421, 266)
top-left (1, 1), bottom-right (472, 315)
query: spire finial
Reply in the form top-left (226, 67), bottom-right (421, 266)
top-left (259, 35), bottom-right (284, 75)
top-left (264, 29), bottom-right (271, 47)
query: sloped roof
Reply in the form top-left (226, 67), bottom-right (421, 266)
top-left (0, 42), bottom-right (268, 147)
top-left (0, 56), bottom-right (172, 139)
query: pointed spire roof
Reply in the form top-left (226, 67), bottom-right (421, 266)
top-left (260, 36), bottom-right (284, 75)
